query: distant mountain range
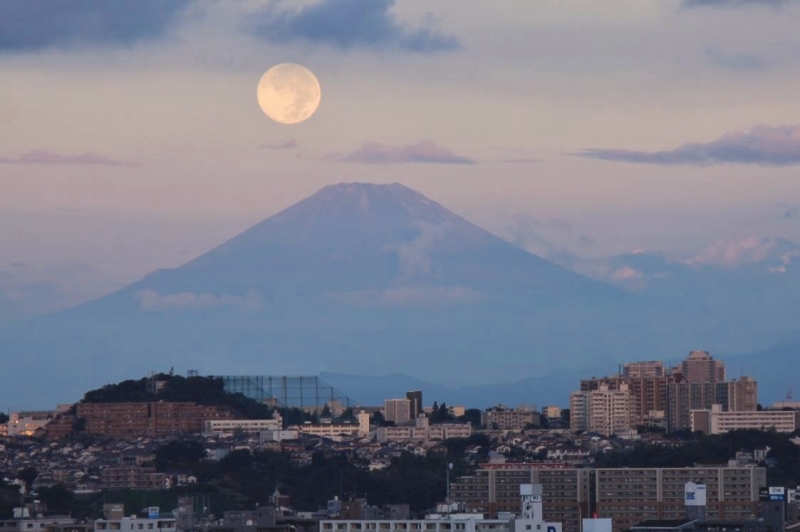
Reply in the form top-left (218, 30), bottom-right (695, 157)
top-left (1, 182), bottom-right (798, 408)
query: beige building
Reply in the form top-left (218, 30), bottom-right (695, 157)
top-left (204, 419), bottom-right (282, 435)
top-left (691, 404), bottom-right (800, 434)
top-left (101, 467), bottom-right (167, 490)
top-left (376, 416), bottom-right (472, 442)
top-left (580, 376), bottom-right (675, 428)
top-left (570, 385), bottom-right (632, 435)
top-left (542, 406), bottom-right (562, 420)
top-left (290, 412), bottom-right (370, 439)
top-left (623, 361), bottom-right (666, 378)
top-left (667, 377), bottom-right (758, 431)
top-left (680, 351), bottom-right (726, 383)
top-left (384, 398), bottom-right (412, 424)
top-left (449, 464), bottom-right (590, 532)
top-left (7, 411), bottom-right (55, 436)
top-left (450, 464), bottom-right (766, 532)
top-left (594, 466), bottom-right (765, 532)
top-left (482, 407), bottom-right (538, 431)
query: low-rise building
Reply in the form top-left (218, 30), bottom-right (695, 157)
top-left (101, 466), bottom-right (167, 491)
top-left (95, 517), bottom-right (176, 532)
top-left (7, 411), bottom-right (55, 436)
top-left (482, 407), bottom-right (538, 431)
top-left (204, 419), bottom-right (282, 435)
top-left (376, 417), bottom-right (472, 442)
top-left (691, 405), bottom-right (800, 434)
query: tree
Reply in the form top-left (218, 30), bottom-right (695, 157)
top-left (430, 402), bottom-right (455, 424)
top-left (0, 413), bottom-right (8, 424)
top-left (458, 409), bottom-right (482, 427)
top-left (320, 405), bottom-right (332, 418)
top-left (155, 440), bottom-right (206, 471)
top-left (17, 467), bottom-right (38, 490)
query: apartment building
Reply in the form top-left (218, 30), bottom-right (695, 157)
top-left (76, 402), bottom-right (235, 439)
top-left (667, 378), bottom-right (757, 431)
top-left (449, 464), bottom-right (590, 532)
top-left (376, 419), bottom-right (472, 442)
top-left (580, 376), bottom-right (675, 427)
top-left (101, 466), bottom-right (167, 490)
top-left (482, 407), bottom-right (538, 431)
top-left (691, 405), bottom-right (800, 434)
top-left (623, 361), bottom-right (667, 378)
top-left (594, 466), bottom-right (765, 532)
top-left (290, 412), bottom-right (370, 439)
top-left (570, 385), bottom-right (632, 435)
top-left (204, 419), bottom-right (282, 435)
top-left (680, 351), bottom-right (726, 383)
top-left (449, 465), bottom-right (765, 532)
top-left (384, 399), bottom-right (412, 424)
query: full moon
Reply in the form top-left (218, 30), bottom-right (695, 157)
top-left (256, 63), bottom-right (321, 125)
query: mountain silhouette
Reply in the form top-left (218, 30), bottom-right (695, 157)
top-left (0, 182), bottom-right (723, 407)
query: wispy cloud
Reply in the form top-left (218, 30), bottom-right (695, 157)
top-left (135, 289), bottom-right (262, 312)
top-left (262, 139), bottom-right (297, 150)
top-left (325, 285), bottom-right (485, 308)
top-left (0, 150), bottom-right (132, 166)
top-left (779, 205), bottom-right (800, 219)
top-left (248, 0), bottom-right (460, 53)
top-left (576, 125), bottom-right (800, 166)
top-left (705, 48), bottom-right (766, 71)
top-left (498, 157), bottom-right (539, 164)
top-left (323, 140), bottom-right (475, 165)
top-left (683, 0), bottom-right (796, 8)
top-left (0, 0), bottom-right (194, 53)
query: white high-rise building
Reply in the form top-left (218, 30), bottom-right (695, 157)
top-left (569, 385), bottom-right (632, 435)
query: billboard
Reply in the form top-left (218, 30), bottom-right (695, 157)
top-left (769, 487), bottom-right (786, 501)
top-left (685, 482), bottom-right (707, 507)
top-left (148, 507), bottom-right (160, 519)
top-left (582, 518), bottom-right (613, 532)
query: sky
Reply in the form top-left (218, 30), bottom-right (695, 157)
top-left (2, 0), bottom-right (800, 315)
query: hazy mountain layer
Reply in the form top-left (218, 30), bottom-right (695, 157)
top-left (0, 183), bottom-right (791, 407)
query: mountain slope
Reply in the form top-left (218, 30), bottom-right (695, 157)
top-left (0, 183), bottom-right (725, 407)
top-left (85, 182), bottom-right (624, 313)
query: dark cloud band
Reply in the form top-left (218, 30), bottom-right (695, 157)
top-left (249, 0), bottom-right (460, 53)
top-left (577, 125), bottom-right (800, 166)
top-left (0, 0), bottom-right (192, 52)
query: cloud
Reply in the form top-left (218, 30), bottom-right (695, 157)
top-left (248, 0), bottom-right (460, 53)
top-left (576, 125), bottom-right (800, 166)
top-left (779, 205), bottom-right (800, 219)
top-left (323, 140), bottom-right (475, 165)
top-left (389, 221), bottom-right (452, 280)
top-left (683, 0), bottom-right (795, 7)
top-left (135, 288), bottom-right (262, 312)
top-left (0, 150), bottom-right (132, 166)
top-left (325, 285), bottom-right (485, 308)
top-left (498, 157), bottom-right (540, 164)
top-left (0, 261), bottom-right (116, 319)
top-left (262, 139), bottom-right (297, 150)
top-left (705, 48), bottom-right (766, 71)
top-left (0, 0), bottom-right (194, 53)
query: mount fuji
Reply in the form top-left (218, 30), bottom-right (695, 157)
top-left (0, 183), bottom-right (725, 406)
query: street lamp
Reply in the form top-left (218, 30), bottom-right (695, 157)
top-left (446, 462), bottom-right (454, 510)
